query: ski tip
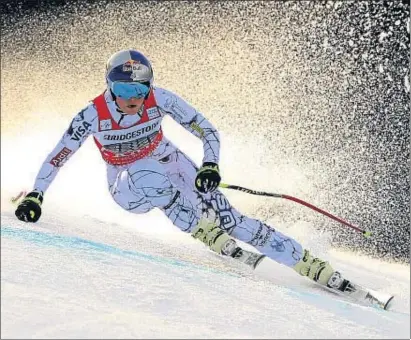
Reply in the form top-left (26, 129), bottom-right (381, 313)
top-left (383, 296), bottom-right (394, 310)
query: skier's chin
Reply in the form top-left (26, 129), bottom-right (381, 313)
top-left (125, 104), bottom-right (140, 113)
top-left (118, 102), bottom-right (144, 115)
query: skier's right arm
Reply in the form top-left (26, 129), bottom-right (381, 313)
top-left (15, 105), bottom-right (98, 223)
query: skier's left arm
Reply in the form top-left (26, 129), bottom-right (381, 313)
top-left (155, 87), bottom-right (221, 193)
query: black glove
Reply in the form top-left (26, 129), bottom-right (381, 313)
top-left (15, 191), bottom-right (43, 223)
top-left (195, 162), bottom-right (221, 194)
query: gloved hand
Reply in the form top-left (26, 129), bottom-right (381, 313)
top-left (195, 162), bottom-right (221, 194)
top-left (15, 191), bottom-right (43, 223)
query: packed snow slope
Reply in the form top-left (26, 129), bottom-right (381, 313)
top-left (1, 130), bottom-right (410, 339)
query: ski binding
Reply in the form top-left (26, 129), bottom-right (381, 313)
top-left (327, 271), bottom-right (394, 310)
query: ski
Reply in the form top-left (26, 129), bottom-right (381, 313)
top-left (231, 247), bottom-right (266, 269)
top-left (326, 271), bottom-right (394, 310)
top-left (221, 239), bottom-right (266, 269)
top-left (223, 245), bottom-right (394, 310)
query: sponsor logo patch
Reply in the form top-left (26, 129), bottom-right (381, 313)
top-left (50, 147), bottom-right (72, 167)
top-left (70, 121), bottom-right (92, 141)
top-left (100, 119), bottom-right (112, 131)
top-left (123, 60), bottom-right (147, 81)
top-left (147, 107), bottom-right (160, 120)
top-left (103, 121), bottom-right (160, 141)
top-left (122, 59), bottom-right (140, 72)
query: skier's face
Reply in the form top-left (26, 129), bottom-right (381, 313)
top-left (115, 97), bottom-right (145, 115)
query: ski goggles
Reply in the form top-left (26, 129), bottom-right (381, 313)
top-left (110, 81), bottom-right (150, 99)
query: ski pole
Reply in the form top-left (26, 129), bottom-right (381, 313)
top-left (219, 183), bottom-right (372, 238)
top-left (10, 190), bottom-right (27, 204)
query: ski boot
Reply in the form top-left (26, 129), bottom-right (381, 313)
top-left (191, 217), bottom-right (265, 269)
top-left (294, 250), bottom-right (354, 291)
top-left (293, 249), bottom-right (335, 286)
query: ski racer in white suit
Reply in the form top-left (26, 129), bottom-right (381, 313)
top-left (15, 49), bottom-right (339, 287)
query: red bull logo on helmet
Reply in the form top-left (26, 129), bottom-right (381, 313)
top-left (122, 59), bottom-right (141, 72)
top-left (122, 59), bottom-right (147, 81)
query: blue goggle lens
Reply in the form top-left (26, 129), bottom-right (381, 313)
top-left (111, 82), bottom-right (150, 99)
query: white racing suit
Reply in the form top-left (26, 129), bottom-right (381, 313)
top-left (32, 87), bottom-right (303, 267)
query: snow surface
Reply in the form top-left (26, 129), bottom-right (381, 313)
top-left (1, 128), bottom-right (410, 339)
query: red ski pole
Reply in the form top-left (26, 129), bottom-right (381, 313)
top-left (219, 183), bottom-right (372, 238)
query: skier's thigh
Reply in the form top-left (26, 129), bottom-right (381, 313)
top-left (110, 158), bottom-right (177, 213)
top-left (159, 150), bottom-right (198, 188)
